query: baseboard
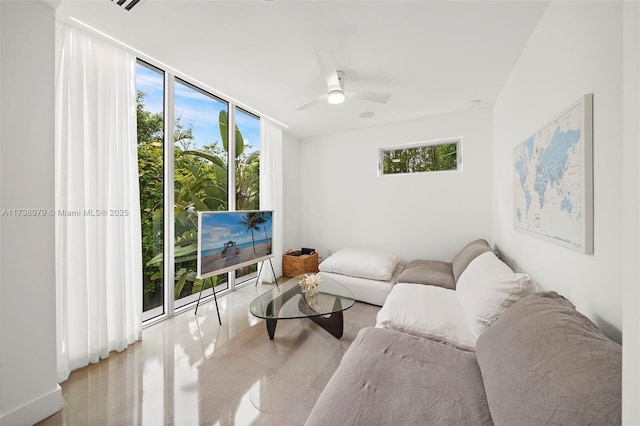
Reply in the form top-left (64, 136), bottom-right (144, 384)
top-left (0, 384), bottom-right (62, 425)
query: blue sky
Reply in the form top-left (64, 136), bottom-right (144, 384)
top-left (136, 62), bottom-right (260, 153)
top-left (200, 212), bottom-right (272, 250)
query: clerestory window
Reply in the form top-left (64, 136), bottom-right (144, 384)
top-left (379, 138), bottom-right (461, 176)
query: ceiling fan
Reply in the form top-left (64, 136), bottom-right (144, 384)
top-left (297, 51), bottom-right (392, 111)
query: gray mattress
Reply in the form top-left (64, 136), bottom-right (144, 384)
top-left (305, 327), bottom-right (493, 426)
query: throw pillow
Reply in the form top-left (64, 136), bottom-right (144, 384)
top-left (397, 259), bottom-right (456, 290)
top-left (456, 251), bottom-right (534, 336)
top-left (376, 283), bottom-right (477, 351)
top-left (318, 248), bottom-right (400, 281)
top-left (451, 239), bottom-right (492, 282)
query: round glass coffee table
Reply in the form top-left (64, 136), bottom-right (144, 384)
top-left (249, 275), bottom-right (356, 340)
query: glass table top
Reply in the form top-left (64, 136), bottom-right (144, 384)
top-left (249, 274), bottom-right (356, 320)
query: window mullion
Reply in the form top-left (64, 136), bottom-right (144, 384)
top-left (165, 74), bottom-right (176, 316)
top-left (227, 104), bottom-right (237, 291)
top-left (228, 104), bottom-right (237, 211)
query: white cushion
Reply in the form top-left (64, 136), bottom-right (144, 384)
top-left (456, 252), bottom-right (535, 336)
top-left (320, 264), bottom-right (404, 306)
top-left (376, 283), bottom-right (477, 351)
top-left (319, 248), bottom-right (400, 281)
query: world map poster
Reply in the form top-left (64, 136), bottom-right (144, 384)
top-left (513, 94), bottom-right (593, 254)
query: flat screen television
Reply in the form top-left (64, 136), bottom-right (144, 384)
top-left (197, 210), bottom-right (274, 280)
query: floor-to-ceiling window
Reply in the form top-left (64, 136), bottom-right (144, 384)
top-left (173, 78), bottom-right (230, 310)
top-left (234, 107), bottom-right (261, 284)
top-left (136, 61), bottom-right (165, 320)
top-left (136, 60), bottom-right (261, 322)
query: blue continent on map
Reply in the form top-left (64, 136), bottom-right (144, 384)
top-left (525, 138), bottom-right (534, 159)
top-left (560, 197), bottom-right (573, 213)
top-left (532, 127), bottom-right (581, 209)
top-left (514, 137), bottom-right (534, 216)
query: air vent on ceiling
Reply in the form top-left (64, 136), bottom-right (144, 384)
top-left (111, 0), bottom-right (142, 11)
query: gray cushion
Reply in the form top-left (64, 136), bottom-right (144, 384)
top-left (306, 327), bottom-right (493, 426)
top-left (475, 291), bottom-right (621, 426)
top-left (397, 259), bottom-right (456, 289)
top-left (451, 239), bottom-right (491, 282)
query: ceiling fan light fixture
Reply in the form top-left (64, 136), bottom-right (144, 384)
top-left (327, 90), bottom-right (346, 105)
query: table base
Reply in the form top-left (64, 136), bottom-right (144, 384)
top-left (265, 296), bottom-right (345, 340)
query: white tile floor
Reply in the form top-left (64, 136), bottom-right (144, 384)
top-left (38, 281), bottom-right (380, 425)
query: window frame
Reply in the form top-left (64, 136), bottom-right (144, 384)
top-left (378, 137), bottom-right (462, 176)
top-left (136, 59), bottom-right (166, 322)
top-left (136, 58), bottom-right (262, 325)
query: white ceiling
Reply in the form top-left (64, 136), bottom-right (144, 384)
top-left (56, 0), bottom-right (549, 140)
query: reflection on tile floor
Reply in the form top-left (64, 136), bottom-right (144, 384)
top-left (37, 282), bottom-right (380, 425)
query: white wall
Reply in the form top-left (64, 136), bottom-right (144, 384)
top-left (622, 0), bottom-right (640, 423)
top-left (0, 1), bottom-right (61, 424)
top-left (282, 131), bottom-right (301, 252)
top-left (492, 1), bottom-right (623, 341)
top-left (298, 107), bottom-right (493, 262)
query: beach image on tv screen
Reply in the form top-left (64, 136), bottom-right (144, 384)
top-left (198, 211), bottom-right (273, 278)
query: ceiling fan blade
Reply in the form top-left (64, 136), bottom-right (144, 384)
top-left (297, 94), bottom-right (328, 111)
top-left (316, 51), bottom-right (341, 90)
top-left (347, 90), bottom-right (392, 104)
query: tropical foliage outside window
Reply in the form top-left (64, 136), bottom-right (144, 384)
top-left (234, 109), bottom-right (262, 283)
top-left (136, 61), bottom-right (261, 318)
top-left (380, 140), bottom-right (460, 175)
top-left (136, 61), bottom-right (165, 316)
top-left (171, 78), bottom-right (230, 310)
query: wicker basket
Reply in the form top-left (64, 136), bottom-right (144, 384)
top-left (282, 253), bottom-right (319, 277)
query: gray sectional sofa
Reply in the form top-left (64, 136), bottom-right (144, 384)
top-left (306, 241), bottom-right (622, 426)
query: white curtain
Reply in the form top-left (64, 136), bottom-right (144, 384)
top-left (259, 119), bottom-right (284, 283)
top-left (55, 27), bottom-right (142, 382)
